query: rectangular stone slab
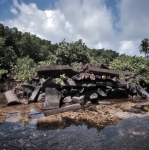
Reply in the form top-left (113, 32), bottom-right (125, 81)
top-left (61, 80), bottom-right (96, 88)
top-left (83, 63), bottom-right (119, 77)
top-left (29, 86), bottom-right (41, 102)
top-left (137, 86), bottom-right (149, 98)
top-left (37, 65), bottom-right (78, 78)
top-left (96, 82), bottom-right (127, 88)
top-left (43, 88), bottom-right (61, 110)
top-left (5, 90), bottom-right (21, 106)
top-left (44, 104), bottom-right (81, 116)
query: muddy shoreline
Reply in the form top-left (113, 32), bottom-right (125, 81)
top-left (1, 92), bottom-right (149, 131)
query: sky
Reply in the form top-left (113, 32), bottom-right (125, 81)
top-left (0, 0), bottom-right (149, 56)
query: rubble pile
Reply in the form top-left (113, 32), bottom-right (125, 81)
top-left (4, 63), bottom-right (149, 117)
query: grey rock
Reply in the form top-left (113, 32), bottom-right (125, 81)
top-left (72, 95), bottom-right (85, 104)
top-left (63, 96), bottom-right (72, 103)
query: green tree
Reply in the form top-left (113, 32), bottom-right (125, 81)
top-left (55, 39), bottom-right (90, 65)
top-left (0, 37), bottom-right (17, 70)
top-left (140, 38), bottom-right (149, 58)
top-left (14, 56), bottom-right (36, 82)
top-left (109, 55), bottom-right (149, 75)
top-left (0, 23), bottom-right (4, 37)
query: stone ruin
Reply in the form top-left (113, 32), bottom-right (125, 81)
top-left (4, 63), bottom-right (149, 116)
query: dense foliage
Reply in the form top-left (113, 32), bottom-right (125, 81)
top-left (55, 39), bottom-right (90, 65)
top-left (1, 23), bottom-right (148, 81)
top-left (109, 55), bottom-right (149, 76)
top-left (14, 56), bottom-right (36, 82)
top-left (0, 23), bottom-right (119, 72)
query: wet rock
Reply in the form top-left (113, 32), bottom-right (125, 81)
top-left (98, 101), bottom-right (111, 105)
top-left (44, 104), bottom-right (82, 116)
top-left (133, 104), bottom-right (144, 110)
top-left (123, 109), bottom-right (141, 113)
top-left (29, 113), bottom-right (45, 119)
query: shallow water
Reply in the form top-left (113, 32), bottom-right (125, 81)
top-left (0, 116), bottom-right (149, 150)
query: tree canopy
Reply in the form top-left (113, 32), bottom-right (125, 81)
top-left (140, 38), bottom-right (149, 58)
top-left (0, 23), bottom-right (119, 72)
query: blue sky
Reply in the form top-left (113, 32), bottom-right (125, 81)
top-left (0, 0), bottom-right (149, 56)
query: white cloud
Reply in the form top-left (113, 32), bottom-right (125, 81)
top-left (119, 41), bottom-right (136, 55)
top-left (10, 7), bottom-right (18, 15)
top-left (1, 0), bottom-right (149, 56)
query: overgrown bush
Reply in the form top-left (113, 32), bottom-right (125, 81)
top-left (109, 55), bottom-right (149, 76)
top-left (14, 56), bottom-right (36, 82)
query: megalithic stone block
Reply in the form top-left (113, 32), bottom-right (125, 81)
top-left (42, 77), bottom-right (59, 89)
top-left (96, 82), bottom-right (127, 88)
top-left (43, 88), bottom-right (61, 110)
top-left (5, 90), bottom-right (21, 106)
top-left (37, 65), bottom-right (78, 78)
top-left (82, 63), bottom-right (119, 77)
top-left (29, 86), bottom-right (41, 102)
top-left (44, 104), bottom-right (81, 116)
top-left (61, 80), bottom-right (96, 88)
top-left (137, 86), bottom-right (149, 98)
top-left (97, 88), bottom-right (107, 97)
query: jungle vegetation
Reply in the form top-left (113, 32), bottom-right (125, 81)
top-left (0, 23), bottom-right (149, 81)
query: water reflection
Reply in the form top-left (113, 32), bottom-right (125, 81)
top-left (0, 116), bottom-right (149, 150)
